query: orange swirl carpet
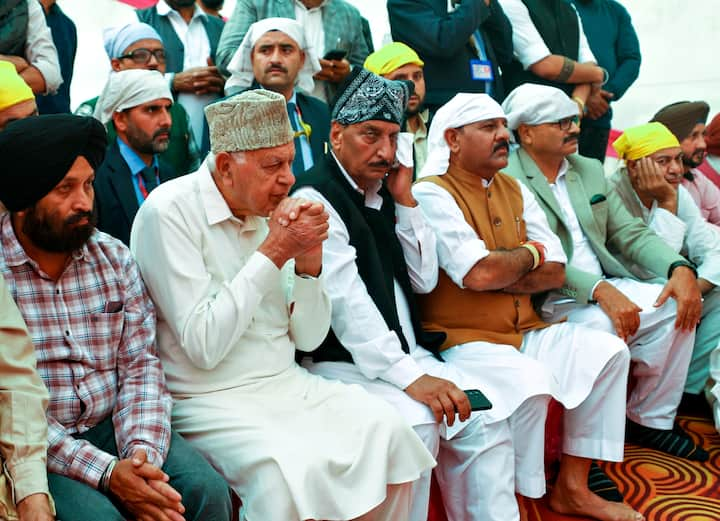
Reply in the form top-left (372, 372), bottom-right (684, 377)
top-left (428, 413), bottom-right (720, 520)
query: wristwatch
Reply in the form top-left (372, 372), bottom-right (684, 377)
top-left (667, 260), bottom-right (698, 279)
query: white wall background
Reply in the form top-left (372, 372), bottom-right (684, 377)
top-left (62, 0), bottom-right (719, 129)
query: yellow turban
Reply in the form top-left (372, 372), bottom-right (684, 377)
top-left (0, 61), bottom-right (34, 112)
top-left (613, 122), bottom-right (680, 160)
top-left (364, 42), bottom-right (424, 76)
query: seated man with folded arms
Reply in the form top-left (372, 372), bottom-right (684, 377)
top-left (501, 84), bottom-right (705, 462)
top-left (413, 92), bottom-right (638, 521)
top-left (294, 68), bottom-right (555, 521)
top-left (0, 114), bottom-right (232, 521)
top-left (130, 89), bottom-right (435, 521)
top-left (0, 277), bottom-right (53, 521)
top-left (610, 122), bottom-right (720, 432)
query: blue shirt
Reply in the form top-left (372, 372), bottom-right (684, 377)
top-left (117, 138), bottom-right (159, 206)
top-left (569, 0), bottom-right (641, 128)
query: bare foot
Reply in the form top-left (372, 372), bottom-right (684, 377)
top-left (549, 482), bottom-right (644, 521)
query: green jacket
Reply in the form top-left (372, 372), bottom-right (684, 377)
top-left (504, 149), bottom-right (685, 303)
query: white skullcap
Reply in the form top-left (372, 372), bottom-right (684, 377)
top-left (225, 17), bottom-right (321, 96)
top-left (502, 84), bottom-right (578, 131)
top-left (94, 69), bottom-right (172, 125)
top-left (418, 93), bottom-right (506, 179)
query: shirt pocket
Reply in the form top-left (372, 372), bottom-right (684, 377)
top-left (86, 312), bottom-right (125, 368)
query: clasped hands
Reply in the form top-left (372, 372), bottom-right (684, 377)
top-left (261, 198), bottom-right (330, 276)
top-left (108, 449), bottom-right (185, 521)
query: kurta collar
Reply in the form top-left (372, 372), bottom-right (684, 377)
top-left (330, 152), bottom-right (384, 209)
top-left (156, 0), bottom-right (206, 21)
top-left (197, 160), bottom-right (260, 232)
top-left (294, 0), bottom-right (329, 12)
top-left (446, 162), bottom-right (494, 188)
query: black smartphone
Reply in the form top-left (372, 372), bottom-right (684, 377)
top-left (323, 49), bottom-right (348, 61)
top-left (464, 389), bottom-right (492, 411)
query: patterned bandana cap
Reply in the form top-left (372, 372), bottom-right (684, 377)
top-left (331, 67), bottom-right (412, 126)
top-left (204, 89), bottom-right (294, 153)
top-left (651, 101), bottom-right (710, 141)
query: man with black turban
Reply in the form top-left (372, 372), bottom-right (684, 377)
top-left (0, 115), bottom-right (232, 521)
top-left (652, 101), bottom-right (720, 227)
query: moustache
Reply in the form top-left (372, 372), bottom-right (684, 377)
top-left (65, 211), bottom-right (93, 226)
top-left (265, 64), bottom-right (288, 73)
top-left (153, 127), bottom-right (171, 139)
top-left (564, 133), bottom-right (580, 144)
top-left (369, 160), bottom-right (392, 169)
top-left (493, 140), bottom-right (510, 153)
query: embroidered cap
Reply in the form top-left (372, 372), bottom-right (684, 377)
top-left (204, 89), bottom-right (294, 153)
top-left (331, 67), bottom-right (412, 126)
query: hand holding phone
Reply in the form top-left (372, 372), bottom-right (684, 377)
top-left (464, 389), bottom-right (492, 411)
top-left (323, 49), bottom-right (348, 61)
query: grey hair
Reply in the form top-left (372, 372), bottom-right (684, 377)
top-left (206, 150), bottom-right (247, 174)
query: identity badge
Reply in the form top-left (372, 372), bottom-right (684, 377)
top-left (470, 59), bottom-right (494, 81)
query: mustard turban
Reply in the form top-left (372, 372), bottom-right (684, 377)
top-left (0, 61), bottom-right (34, 112)
top-left (613, 122), bottom-right (680, 161)
top-left (364, 42), bottom-right (424, 76)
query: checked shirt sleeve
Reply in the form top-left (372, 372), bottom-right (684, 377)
top-left (111, 255), bottom-right (173, 468)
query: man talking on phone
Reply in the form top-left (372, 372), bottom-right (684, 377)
top-left (293, 68), bottom-right (555, 521)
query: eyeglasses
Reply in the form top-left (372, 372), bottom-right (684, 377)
top-left (117, 48), bottom-right (166, 64)
top-left (555, 115), bottom-right (580, 131)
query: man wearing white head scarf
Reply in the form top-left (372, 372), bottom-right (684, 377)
top-left (503, 84), bottom-right (707, 472)
top-left (225, 17), bottom-right (329, 176)
top-left (294, 69), bottom-right (555, 521)
top-left (93, 69), bottom-right (180, 246)
top-left (413, 92), bottom-right (641, 521)
top-left (75, 22), bottom-right (201, 177)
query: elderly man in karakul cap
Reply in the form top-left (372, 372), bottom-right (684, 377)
top-left (224, 17), bottom-right (329, 176)
top-left (294, 67), bottom-right (554, 521)
top-left (0, 114), bottom-right (232, 521)
top-left (0, 61), bottom-right (38, 131)
top-left (651, 101), bottom-right (720, 227)
top-left (409, 89), bottom-right (637, 521)
top-left (609, 121), bottom-right (720, 435)
top-left (130, 88), bottom-right (435, 521)
top-left (501, 83), bottom-right (706, 468)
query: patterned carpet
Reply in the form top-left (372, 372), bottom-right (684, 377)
top-left (429, 412), bottom-right (720, 521)
top-left (523, 414), bottom-right (720, 521)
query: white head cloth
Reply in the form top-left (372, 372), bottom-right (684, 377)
top-left (94, 69), bottom-right (172, 125)
top-left (225, 17), bottom-right (321, 96)
top-left (502, 84), bottom-right (579, 131)
top-left (419, 93), bottom-right (506, 178)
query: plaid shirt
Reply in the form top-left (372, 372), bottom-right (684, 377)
top-left (0, 214), bottom-right (172, 488)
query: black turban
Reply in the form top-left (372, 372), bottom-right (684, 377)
top-left (331, 67), bottom-right (413, 126)
top-left (0, 114), bottom-right (107, 211)
top-left (650, 101), bottom-right (710, 141)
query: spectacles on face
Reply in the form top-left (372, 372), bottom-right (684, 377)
top-left (555, 115), bottom-right (580, 131)
top-left (118, 48), bottom-right (166, 65)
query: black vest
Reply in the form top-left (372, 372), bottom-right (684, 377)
top-left (503, 0), bottom-right (580, 96)
top-left (0, 0), bottom-right (28, 56)
top-left (292, 158), bottom-right (445, 364)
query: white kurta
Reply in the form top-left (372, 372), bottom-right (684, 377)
top-left (413, 176), bottom-right (630, 462)
top-left (295, 161), bottom-right (557, 521)
top-left (130, 161), bottom-right (435, 521)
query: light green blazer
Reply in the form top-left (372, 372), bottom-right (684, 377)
top-left (504, 149), bottom-right (684, 303)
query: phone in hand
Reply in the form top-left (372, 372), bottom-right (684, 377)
top-left (464, 389), bottom-right (492, 411)
top-left (323, 49), bottom-right (348, 61)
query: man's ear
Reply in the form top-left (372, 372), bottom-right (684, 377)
top-left (517, 124), bottom-right (532, 146)
top-left (214, 151), bottom-right (234, 181)
top-left (626, 159), bottom-right (637, 174)
top-left (112, 110), bottom-right (127, 133)
top-left (110, 58), bottom-right (123, 72)
top-left (444, 127), bottom-right (460, 154)
top-left (330, 121), bottom-right (344, 150)
top-left (299, 49), bottom-right (306, 68)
